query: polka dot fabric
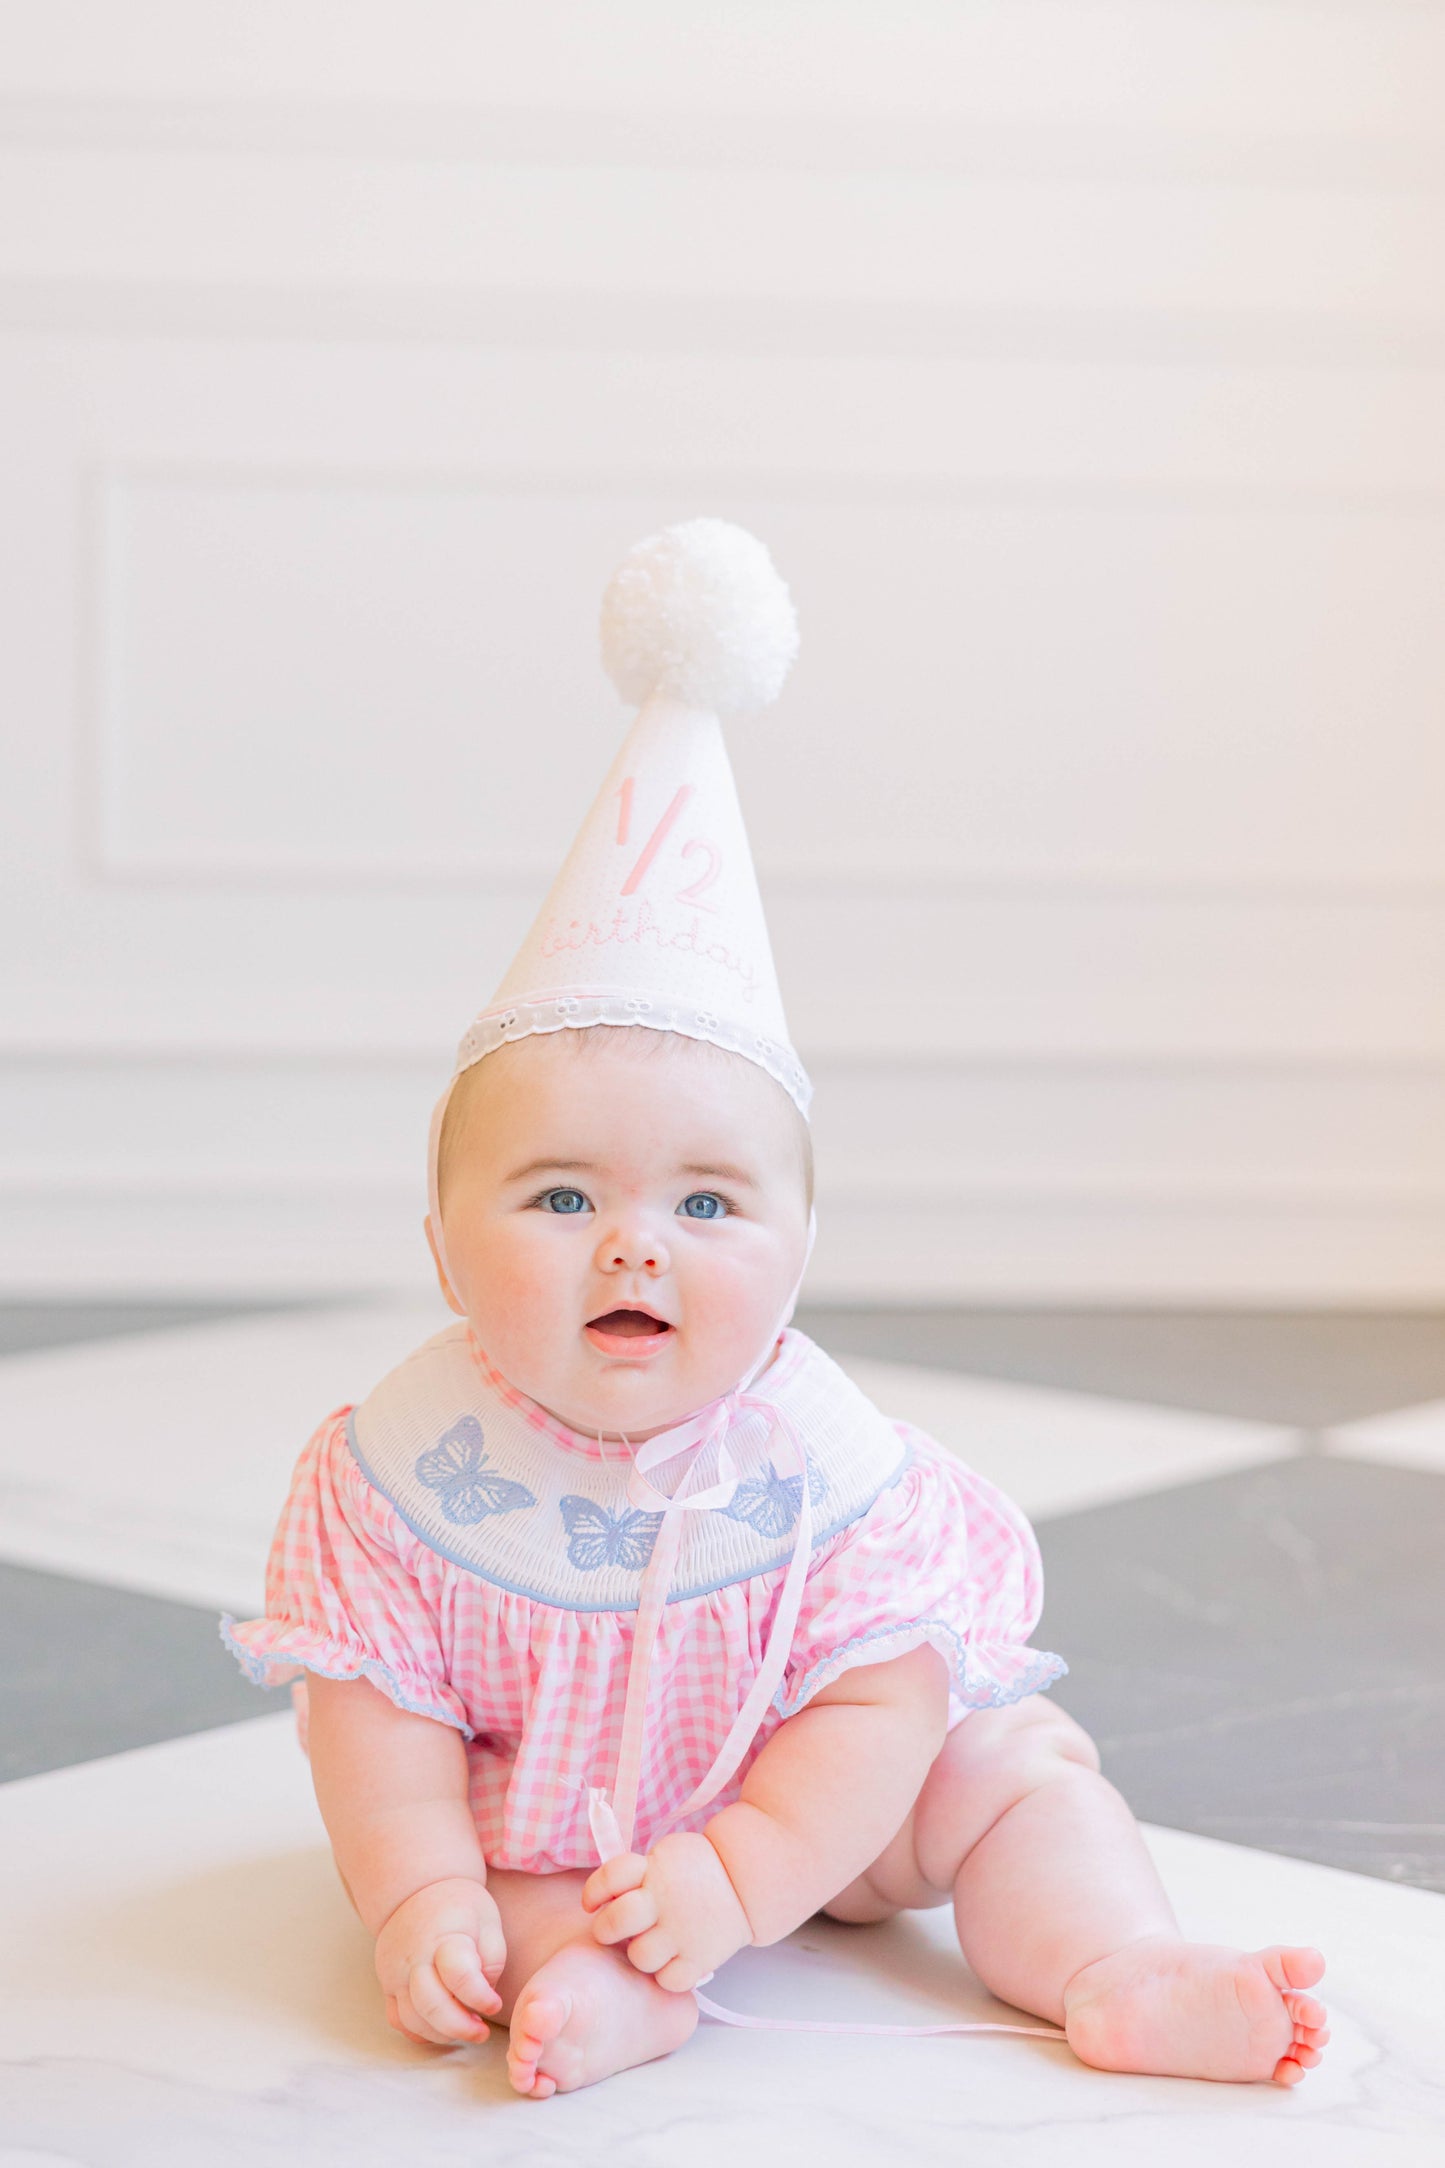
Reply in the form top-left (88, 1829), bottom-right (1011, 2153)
top-left (224, 1364), bottom-right (1064, 1874)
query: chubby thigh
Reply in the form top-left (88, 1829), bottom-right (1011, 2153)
top-left (465, 1698), bottom-right (1099, 1994)
top-left (823, 1695), bottom-right (1101, 1922)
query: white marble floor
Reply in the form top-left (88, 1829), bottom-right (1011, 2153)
top-left (0, 1301), bottom-right (453, 1613)
top-left (1327, 1397), bottom-right (1445, 1477)
top-left (1, 1304), bottom-right (1443, 2162)
top-left (0, 1715), bottom-right (1441, 2167)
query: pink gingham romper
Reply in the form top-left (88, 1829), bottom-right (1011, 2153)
top-left (223, 1326), bottom-right (1065, 1874)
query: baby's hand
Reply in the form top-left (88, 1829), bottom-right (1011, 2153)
top-left (582, 1832), bottom-right (752, 1993)
top-left (373, 1876), bottom-right (506, 2047)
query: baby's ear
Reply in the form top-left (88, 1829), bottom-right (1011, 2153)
top-left (424, 1215), bottom-right (466, 1316)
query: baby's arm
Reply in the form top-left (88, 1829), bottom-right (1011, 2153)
top-left (585, 1641), bottom-right (949, 1984)
top-left (706, 1640), bottom-right (950, 1942)
top-left (305, 1673), bottom-right (506, 2044)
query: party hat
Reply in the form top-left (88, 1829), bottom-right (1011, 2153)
top-left (449, 518), bottom-right (811, 1116)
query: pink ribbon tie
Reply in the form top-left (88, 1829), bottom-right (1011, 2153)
top-left (588, 1387), bottom-right (810, 1861)
top-left (586, 1387), bottom-right (1065, 2047)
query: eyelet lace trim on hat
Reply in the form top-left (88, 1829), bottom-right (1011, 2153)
top-left (455, 994), bottom-right (812, 1115)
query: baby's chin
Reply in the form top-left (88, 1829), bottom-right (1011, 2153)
top-left (541, 1345), bottom-right (751, 1442)
top-left (558, 1368), bottom-right (712, 1442)
top-left (476, 1314), bottom-right (786, 1440)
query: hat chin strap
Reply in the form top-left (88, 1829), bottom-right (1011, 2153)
top-left (737, 1203), bottom-right (816, 1394)
top-left (425, 1078), bottom-right (461, 1310)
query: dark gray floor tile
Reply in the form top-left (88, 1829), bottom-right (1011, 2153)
top-left (801, 1304), bottom-right (1445, 1428)
top-left (0, 1560), bottom-right (271, 1782)
top-left (1037, 1456), bottom-right (1445, 1890)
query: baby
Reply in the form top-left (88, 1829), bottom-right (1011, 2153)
top-left (226, 521), bottom-right (1327, 2100)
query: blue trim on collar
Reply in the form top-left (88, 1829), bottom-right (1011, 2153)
top-left (345, 1411), bottom-right (913, 1614)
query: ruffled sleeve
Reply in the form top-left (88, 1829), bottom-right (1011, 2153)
top-left (220, 1409), bottom-right (472, 1735)
top-left (775, 1423), bottom-right (1066, 1719)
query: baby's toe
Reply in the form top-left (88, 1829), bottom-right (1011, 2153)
top-left (506, 2043), bottom-right (551, 2099)
top-left (511, 1989), bottom-right (570, 2051)
top-left (506, 1986), bottom-right (576, 2097)
top-left (1284, 1989), bottom-right (1327, 2031)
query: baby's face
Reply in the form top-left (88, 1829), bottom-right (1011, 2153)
top-left (430, 1031), bottom-right (811, 1440)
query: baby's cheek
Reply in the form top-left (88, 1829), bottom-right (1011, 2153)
top-left (465, 1236), bottom-right (569, 1360)
top-left (688, 1257), bottom-right (789, 1371)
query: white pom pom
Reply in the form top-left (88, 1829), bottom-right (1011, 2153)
top-left (600, 518), bottom-right (799, 717)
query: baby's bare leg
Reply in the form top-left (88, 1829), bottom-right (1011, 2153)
top-left (486, 1868), bottom-right (697, 2099)
top-left (828, 1698), bottom-right (1328, 2085)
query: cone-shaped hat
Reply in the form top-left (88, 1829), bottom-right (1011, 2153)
top-left (448, 518), bottom-right (810, 1115)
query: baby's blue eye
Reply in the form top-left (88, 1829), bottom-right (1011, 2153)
top-left (678, 1192), bottom-right (728, 1220)
top-left (538, 1188), bottom-right (590, 1215)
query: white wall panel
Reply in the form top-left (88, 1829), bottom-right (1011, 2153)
top-left (95, 470), bottom-right (1445, 889)
top-left (5, 149), bottom-right (1441, 326)
top-left (2, 2), bottom-right (1442, 144)
top-left (2, 0), bottom-right (1443, 1300)
top-left (97, 472), bottom-right (618, 880)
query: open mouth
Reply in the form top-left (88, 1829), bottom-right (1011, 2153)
top-left (584, 1307), bottom-right (674, 1354)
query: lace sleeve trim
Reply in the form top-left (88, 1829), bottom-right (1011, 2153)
top-left (774, 1617), bottom-right (1067, 1719)
top-left (219, 1615), bottom-right (474, 1737)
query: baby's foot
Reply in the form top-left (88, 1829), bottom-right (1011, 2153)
top-left (1063, 1938), bottom-right (1328, 2085)
top-left (505, 1935), bottom-right (699, 2099)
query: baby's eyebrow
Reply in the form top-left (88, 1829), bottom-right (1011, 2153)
top-left (502, 1155), bottom-right (760, 1188)
top-left (504, 1157), bottom-right (600, 1183)
top-left (679, 1161), bottom-right (759, 1189)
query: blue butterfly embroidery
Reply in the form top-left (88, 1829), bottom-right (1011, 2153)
top-left (722, 1458), bottom-right (828, 1539)
top-left (559, 1496), bottom-right (665, 1572)
top-left (414, 1416), bottom-right (537, 1526)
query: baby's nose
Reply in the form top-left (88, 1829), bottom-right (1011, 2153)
top-left (599, 1221), bottom-right (670, 1275)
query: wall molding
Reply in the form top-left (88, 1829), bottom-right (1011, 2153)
top-left (3, 0), bottom-right (1439, 141)
top-left (77, 850), bottom-right (1445, 904)
top-left (93, 456), bottom-right (1445, 523)
top-left (1, 94), bottom-right (1440, 188)
top-left (8, 1038), bottom-right (1445, 1071)
top-left (6, 279), bottom-right (1444, 365)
